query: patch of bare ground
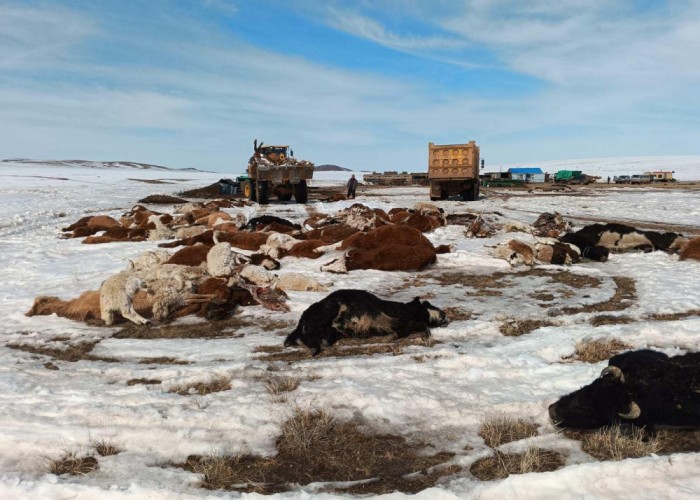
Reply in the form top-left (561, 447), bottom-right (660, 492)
top-left (44, 362), bottom-right (59, 370)
top-left (130, 179), bottom-right (176, 185)
top-left (255, 336), bottom-right (439, 363)
top-left (591, 315), bottom-right (636, 327)
top-left (46, 453), bottom-right (99, 476)
top-left (442, 307), bottom-right (472, 321)
top-left (138, 357), bottom-right (190, 365)
top-left (500, 319), bottom-right (555, 336)
top-left (7, 341), bottom-right (119, 363)
top-left (178, 409), bottom-right (457, 494)
top-left (646, 309), bottom-right (700, 321)
top-left (530, 292), bottom-right (555, 301)
top-left (554, 276), bottom-right (636, 315)
top-left (113, 318), bottom-right (245, 339)
top-left (470, 448), bottom-right (566, 481)
top-left (479, 416), bottom-right (539, 448)
top-left (126, 378), bottom-right (162, 386)
top-left (91, 438), bottom-right (124, 456)
top-left (169, 375), bottom-right (232, 396)
top-left (566, 339), bottom-right (632, 363)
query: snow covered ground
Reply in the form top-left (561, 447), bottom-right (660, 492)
top-left (1, 160), bottom-right (700, 499)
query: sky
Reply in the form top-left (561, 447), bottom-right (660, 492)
top-left (1, 0), bottom-right (699, 173)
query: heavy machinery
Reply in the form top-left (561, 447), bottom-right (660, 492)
top-left (428, 141), bottom-right (482, 201)
top-left (239, 140), bottom-right (315, 204)
top-left (553, 170), bottom-right (593, 185)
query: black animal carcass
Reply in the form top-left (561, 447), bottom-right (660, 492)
top-left (284, 289), bottom-right (449, 355)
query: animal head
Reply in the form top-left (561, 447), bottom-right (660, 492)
top-left (125, 276), bottom-right (147, 297)
top-left (548, 366), bottom-right (640, 429)
top-left (581, 245), bottom-right (609, 262)
top-left (414, 298), bottom-right (449, 326)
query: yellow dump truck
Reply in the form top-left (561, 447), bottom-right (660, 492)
top-left (428, 141), bottom-right (481, 201)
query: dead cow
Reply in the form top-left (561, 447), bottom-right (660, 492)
top-left (284, 289), bottom-right (449, 355)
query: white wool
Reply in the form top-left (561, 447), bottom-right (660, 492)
top-left (147, 279), bottom-right (189, 321)
top-left (100, 271), bottom-right (149, 326)
top-left (174, 202), bottom-right (204, 214)
top-left (260, 233), bottom-right (301, 259)
top-left (413, 202), bottom-right (441, 215)
top-left (147, 214), bottom-right (175, 241)
top-left (277, 273), bottom-right (328, 292)
top-left (321, 257), bottom-right (348, 274)
top-left (239, 264), bottom-right (277, 286)
top-left (176, 225), bottom-right (209, 239)
top-left (207, 242), bottom-right (243, 277)
top-left (504, 220), bottom-right (533, 233)
top-left (127, 250), bottom-right (171, 273)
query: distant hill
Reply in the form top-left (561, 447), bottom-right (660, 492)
top-left (315, 164), bottom-right (352, 172)
top-left (0, 159), bottom-right (206, 172)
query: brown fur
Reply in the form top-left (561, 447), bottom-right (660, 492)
top-left (680, 237), bottom-right (700, 261)
top-left (507, 240), bottom-right (535, 265)
top-left (217, 232), bottom-right (271, 251)
top-left (206, 211), bottom-right (233, 228)
top-left (301, 224), bottom-right (359, 243)
top-left (26, 291), bottom-right (102, 322)
top-left (159, 230), bottom-right (214, 248)
top-left (285, 239), bottom-right (328, 259)
top-left (341, 225), bottom-right (438, 271)
top-left (63, 216), bottom-right (92, 232)
top-left (213, 222), bottom-right (239, 233)
top-left (165, 245), bottom-right (212, 266)
top-left (83, 227), bottom-right (148, 244)
top-left (435, 244), bottom-right (452, 254)
top-left (133, 210), bottom-right (157, 228)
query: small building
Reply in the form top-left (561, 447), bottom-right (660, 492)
top-left (644, 171), bottom-right (675, 182)
top-left (507, 167), bottom-right (545, 183)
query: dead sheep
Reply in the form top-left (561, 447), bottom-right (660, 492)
top-left (100, 272), bottom-right (150, 326)
top-left (284, 289), bottom-right (449, 355)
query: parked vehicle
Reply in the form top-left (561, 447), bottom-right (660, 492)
top-left (428, 141), bottom-right (481, 201)
top-left (614, 175), bottom-right (631, 184)
top-left (554, 170), bottom-right (593, 185)
top-left (629, 175), bottom-right (653, 184)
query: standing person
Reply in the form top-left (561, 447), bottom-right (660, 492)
top-left (347, 174), bottom-right (358, 199)
top-left (607, 176), bottom-right (611, 184)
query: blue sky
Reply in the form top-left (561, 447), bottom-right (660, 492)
top-left (1, 0), bottom-right (699, 172)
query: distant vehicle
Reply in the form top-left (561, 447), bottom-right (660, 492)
top-left (553, 170), bottom-right (593, 185)
top-left (629, 174), bottom-right (653, 184)
top-left (645, 171), bottom-right (675, 182)
top-left (428, 141), bottom-right (481, 201)
top-left (614, 175), bottom-right (631, 184)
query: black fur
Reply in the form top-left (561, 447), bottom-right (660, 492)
top-left (241, 216), bottom-right (301, 231)
top-left (549, 349), bottom-right (700, 432)
top-left (284, 289), bottom-right (448, 356)
top-left (560, 223), bottom-right (682, 261)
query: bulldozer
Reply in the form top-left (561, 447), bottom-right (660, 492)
top-left (239, 140), bottom-right (315, 204)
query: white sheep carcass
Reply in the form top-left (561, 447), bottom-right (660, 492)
top-left (100, 271), bottom-right (150, 326)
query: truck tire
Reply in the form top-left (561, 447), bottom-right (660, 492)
top-left (257, 181), bottom-right (270, 205)
top-left (246, 181), bottom-right (256, 202)
top-left (294, 180), bottom-right (308, 203)
top-left (461, 183), bottom-right (479, 201)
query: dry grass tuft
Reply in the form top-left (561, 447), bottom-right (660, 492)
top-left (127, 378), bottom-right (161, 386)
top-left (138, 357), bottom-right (190, 365)
top-left (479, 416), bottom-right (539, 448)
top-left (442, 307), bottom-right (473, 321)
top-left (263, 376), bottom-right (301, 395)
top-left (570, 339), bottom-right (632, 363)
top-left (591, 315), bottom-right (635, 327)
top-left (500, 319), bottom-right (554, 336)
top-left (7, 341), bottom-right (118, 363)
top-left (470, 448), bottom-right (566, 481)
top-left (647, 309), bottom-right (700, 322)
top-left (179, 408), bottom-right (457, 494)
top-left (91, 438), bottom-right (124, 456)
top-left (169, 375), bottom-right (232, 396)
top-left (576, 425), bottom-right (661, 461)
top-left (47, 453), bottom-right (99, 476)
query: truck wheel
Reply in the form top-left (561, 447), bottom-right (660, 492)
top-left (246, 181), bottom-right (256, 202)
top-left (257, 181), bottom-right (270, 205)
top-left (294, 180), bottom-right (308, 203)
top-left (461, 183), bottom-right (478, 201)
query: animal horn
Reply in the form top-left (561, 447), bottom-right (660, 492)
top-left (619, 401), bottom-right (641, 419)
top-left (601, 366), bottom-right (625, 383)
top-left (254, 139), bottom-right (258, 151)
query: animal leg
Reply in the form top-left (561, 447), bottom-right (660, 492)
top-left (102, 310), bottom-right (115, 326)
top-left (121, 306), bottom-right (150, 326)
